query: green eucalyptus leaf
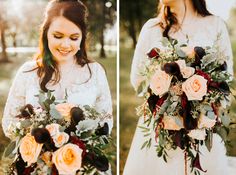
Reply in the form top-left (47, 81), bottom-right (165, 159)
top-left (3, 141), bottom-right (16, 158)
top-left (20, 119), bottom-right (32, 128)
top-left (220, 113), bottom-right (231, 127)
top-left (49, 104), bottom-right (62, 119)
top-left (205, 130), bottom-right (213, 152)
top-left (176, 48), bottom-right (186, 58)
top-left (206, 111), bottom-right (215, 120)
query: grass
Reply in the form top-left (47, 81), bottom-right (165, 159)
top-left (0, 51), bottom-right (117, 175)
top-left (119, 43), bottom-right (236, 174)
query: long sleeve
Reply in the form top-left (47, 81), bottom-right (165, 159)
top-left (216, 17), bottom-right (234, 77)
top-left (130, 20), bottom-right (152, 90)
top-left (2, 63), bottom-right (29, 138)
top-left (95, 63), bottom-right (113, 133)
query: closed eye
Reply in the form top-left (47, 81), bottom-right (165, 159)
top-left (70, 37), bottom-right (78, 41)
top-left (54, 35), bottom-right (63, 39)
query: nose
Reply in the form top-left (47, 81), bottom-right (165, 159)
top-left (60, 38), bottom-right (71, 48)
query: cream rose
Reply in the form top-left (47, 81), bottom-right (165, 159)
top-left (175, 60), bottom-right (195, 78)
top-left (46, 123), bottom-right (60, 136)
top-left (162, 115), bottom-right (183, 131)
top-left (175, 60), bottom-right (186, 70)
top-left (150, 70), bottom-right (172, 97)
top-left (188, 129), bottom-right (206, 140)
top-left (55, 103), bottom-right (75, 122)
top-left (181, 67), bottom-right (195, 79)
top-left (19, 134), bottom-right (43, 166)
top-left (52, 143), bottom-right (83, 174)
top-left (182, 75), bottom-right (207, 100)
top-left (198, 113), bottom-right (216, 129)
top-left (53, 132), bottom-right (69, 148)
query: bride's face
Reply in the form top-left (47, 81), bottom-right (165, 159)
top-left (47, 16), bottom-right (82, 63)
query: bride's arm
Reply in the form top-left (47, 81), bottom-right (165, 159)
top-left (130, 20), bottom-right (154, 90)
top-left (94, 63), bottom-right (113, 134)
top-left (216, 17), bottom-right (234, 77)
top-left (2, 64), bottom-right (28, 139)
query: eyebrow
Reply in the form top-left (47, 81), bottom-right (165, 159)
top-left (53, 31), bottom-right (80, 36)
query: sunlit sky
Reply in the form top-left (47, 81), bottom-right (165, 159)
top-left (206, 0), bottom-right (236, 20)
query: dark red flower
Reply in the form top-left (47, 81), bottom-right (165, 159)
top-left (181, 93), bottom-right (188, 109)
top-left (16, 104), bottom-right (35, 119)
top-left (192, 153), bottom-right (207, 172)
top-left (70, 136), bottom-right (86, 157)
top-left (70, 107), bottom-right (85, 125)
top-left (31, 128), bottom-right (51, 144)
top-left (181, 93), bottom-right (198, 130)
top-left (157, 94), bottom-right (168, 107)
top-left (192, 47), bottom-right (206, 67)
top-left (195, 70), bottom-right (211, 84)
top-left (93, 155), bottom-right (109, 172)
top-left (147, 48), bottom-right (160, 59)
top-left (95, 123), bottom-right (109, 136)
top-left (163, 62), bottom-right (181, 76)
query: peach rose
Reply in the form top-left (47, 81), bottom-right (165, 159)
top-left (182, 75), bottom-right (207, 100)
top-left (162, 115), bottom-right (183, 130)
top-left (181, 46), bottom-right (195, 58)
top-left (198, 113), bottom-right (216, 128)
top-left (188, 129), bottom-right (206, 140)
top-left (53, 132), bottom-right (69, 148)
top-left (150, 70), bottom-right (172, 97)
top-left (46, 123), bottom-right (60, 136)
top-left (19, 134), bottom-right (43, 166)
top-left (55, 103), bottom-right (75, 122)
top-left (41, 151), bottom-right (53, 167)
top-left (52, 143), bottom-right (83, 174)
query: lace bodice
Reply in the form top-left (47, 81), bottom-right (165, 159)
top-left (2, 61), bottom-right (113, 138)
top-left (130, 15), bottom-right (234, 89)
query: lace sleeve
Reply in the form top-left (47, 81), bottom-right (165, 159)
top-left (216, 17), bottom-right (234, 77)
top-left (2, 63), bottom-right (29, 138)
top-left (94, 63), bottom-right (113, 133)
top-left (130, 19), bottom-right (156, 90)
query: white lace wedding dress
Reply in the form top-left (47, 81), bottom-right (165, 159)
top-left (2, 61), bottom-right (113, 175)
top-left (124, 15), bottom-right (233, 175)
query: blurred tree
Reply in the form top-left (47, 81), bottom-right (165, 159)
top-left (120, 0), bottom-right (158, 48)
top-left (0, 3), bottom-right (9, 62)
top-left (82, 0), bottom-right (116, 58)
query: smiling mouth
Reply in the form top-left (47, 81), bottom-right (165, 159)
top-left (57, 49), bottom-right (72, 55)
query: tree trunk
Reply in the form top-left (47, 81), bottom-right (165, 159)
top-left (0, 26), bottom-right (9, 63)
top-left (100, 0), bottom-right (106, 58)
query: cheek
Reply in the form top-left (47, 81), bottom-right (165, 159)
top-left (47, 36), bottom-right (60, 51)
top-left (71, 39), bottom-right (82, 52)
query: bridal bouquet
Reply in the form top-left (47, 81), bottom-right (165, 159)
top-left (137, 37), bottom-right (234, 174)
top-left (3, 91), bottom-right (114, 175)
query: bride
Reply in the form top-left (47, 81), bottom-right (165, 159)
top-left (124, 0), bottom-right (233, 174)
top-left (2, 0), bottom-right (113, 174)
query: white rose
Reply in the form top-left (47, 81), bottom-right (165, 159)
top-left (150, 69), bottom-right (172, 97)
top-left (182, 75), bottom-right (207, 100)
top-left (198, 113), bottom-right (216, 128)
top-left (53, 132), bottom-right (69, 148)
top-left (188, 129), bottom-right (206, 140)
top-left (46, 123), bottom-right (60, 137)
